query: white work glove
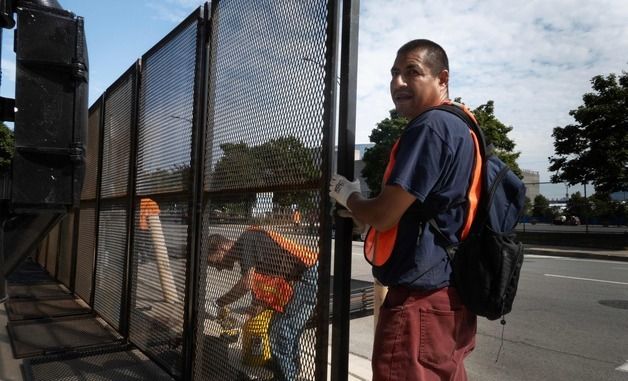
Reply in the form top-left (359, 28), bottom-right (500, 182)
top-left (329, 174), bottom-right (361, 212)
top-left (207, 300), bottom-right (220, 320)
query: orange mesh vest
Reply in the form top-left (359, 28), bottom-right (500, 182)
top-left (247, 227), bottom-right (318, 312)
top-left (364, 101), bottom-right (482, 266)
top-left (139, 198), bottom-right (160, 230)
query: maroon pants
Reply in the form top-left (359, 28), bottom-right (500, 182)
top-left (372, 287), bottom-right (477, 381)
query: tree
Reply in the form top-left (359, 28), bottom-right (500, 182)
top-left (361, 101), bottom-right (522, 196)
top-left (361, 110), bottom-right (407, 196)
top-left (210, 136), bottom-right (319, 217)
top-left (0, 122), bottom-right (14, 172)
top-left (565, 191), bottom-right (591, 222)
top-left (549, 71), bottom-right (628, 194)
top-left (532, 194), bottom-right (552, 220)
top-left (470, 100), bottom-right (522, 178)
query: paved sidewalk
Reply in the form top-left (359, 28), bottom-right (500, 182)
top-left (2, 243), bottom-right (627, 381)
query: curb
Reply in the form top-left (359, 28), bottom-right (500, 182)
top-left (525, 247), bottom-right (628, 262)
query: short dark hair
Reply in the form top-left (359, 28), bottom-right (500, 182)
top-left (207, 233), bottom-right (231, 254)
top-left (397, 39), bottom-right (449, 76)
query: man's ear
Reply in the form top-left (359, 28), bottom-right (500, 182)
top-left (438, 69), bottom-right (449, 88)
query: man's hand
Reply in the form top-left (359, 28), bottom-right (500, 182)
top-left (329, 174), bottom-right (361, 211)
top-left (337, 208), bottom-right (367, 236)
top-left (207, 300), bottom-right (224, 320)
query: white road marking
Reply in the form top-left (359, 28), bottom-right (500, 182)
top-left (616, 360), bottom-right (628, 372)
top-left (526, 254), bottom-right (627, 264)
top-left (544, 273), bottom-right (628, 286)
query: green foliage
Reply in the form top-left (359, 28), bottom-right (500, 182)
top-left (587, 192), bottom-right (627, 225)
top-left (361, 110), bottom-right (407, 196)
top-left (470, 101), bottom-right (522, 178)
top-left (523, 196), bottom-right (532, 216)
top-left (361, 101), bottom-right (523, 196)
top-left (565, 191), bottom-right (591, 221)
top-left (532, 194), bottom-right (553, 220)
top-left (210, 136), bottom-right (319, 216)
top-left (0, 122), bottom-right (15, 172)
top-left (549, 71), bottom-right (628, 193)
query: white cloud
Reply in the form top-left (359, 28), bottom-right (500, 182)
top-left (145, 0), bottom-right (206, 23)
top-left (356, 0), bottom-right (628, 182)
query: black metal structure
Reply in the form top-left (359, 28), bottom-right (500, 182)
top-left (0, 0), bottom-right (88, 301)
top-left (331, 0), bottom-right (360, 379)
top-left (1, 1), bottom-right (362, 379)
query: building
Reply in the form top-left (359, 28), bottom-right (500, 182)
top-left (522, 169), bottom-right (540, 201)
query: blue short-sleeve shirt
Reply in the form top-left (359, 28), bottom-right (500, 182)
top-left (372, 109), bottom-right (475, 290)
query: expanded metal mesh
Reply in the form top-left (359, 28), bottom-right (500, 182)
top-left (194, 1), bottom-right (330, 380)
top-left (93, 202), bottom-right (127, 330)
top-left (37, 235), bottom-right (47, 268)
top-left (135, 21), bottom-right (197, 196)
top-left (57, 212), bottom-right (75, 288)
top-left (72, 100), bottom-right (103, 301)
top-left (128, 14), bottom-right (199, 377)
top-left (74, 203), bottom-right (96, 303)
top-left (100, 71), bottom-right (134, 199)
top-left (45, 223), bottom-right (60, 276)
top-left (83, 102), bottom-right (102, 200)
top-left (91, 68), bottom-right (136, 331)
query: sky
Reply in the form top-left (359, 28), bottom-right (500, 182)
top-left (1, 0), bottom-right (627, 199)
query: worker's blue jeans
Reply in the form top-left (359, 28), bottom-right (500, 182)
top-left (269, 264), bottom-right (318, 381)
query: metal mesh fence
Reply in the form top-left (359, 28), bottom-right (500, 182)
top-left (45, 224), bottom-right (60, 276)
top-left (73, 101), bottom-right (104, 301)
top-left (74, 203), bottom-right (96, 303)
top-left (92, 69), bottom-right (136, 332)
top-left (57, 212), bottom-right (75, 288)
top-left (37, 1), bottom-right (340, 378)
top-left (82, 102), bottom-right (102, 200)
top-left (100, 71), bottom-right (134, 199)
top-left (94, 202), bottom-right (127, 330)
top-left (36, 235), bottom-right (47, 269)
top-left (194, 1), bottom-right (330, 380)
top-left (128, 14), bottom-right (199, 377)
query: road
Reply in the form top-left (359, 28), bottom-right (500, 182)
top-left (346, 247), bottom-right (628, 381)
top-left (516, 222), bottom-right (627, 234)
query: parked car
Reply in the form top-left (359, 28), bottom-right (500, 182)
top-left (553, 215), bottom-right (567, 225)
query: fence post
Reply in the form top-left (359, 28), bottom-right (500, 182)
top-left (330, 0), bottom-right (360, 380)
top-left (181, 3), bottom-right (212, 380)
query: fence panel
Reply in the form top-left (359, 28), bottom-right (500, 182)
top-left (57, 211), bottom-right (75, 288)
top-left (45, 223), bottom-right (60, 276)
top-left (128, 12), bottom-right (200, 378)
top-left (74, 101), bottom-right (103, 302)
top-left (92, 69), bottom-right (136, 331)
top-left (193, 1), bottom-right (332, 380)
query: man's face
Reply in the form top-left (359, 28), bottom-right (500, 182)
top-left (390, 49), bottom-right (448, 120)
top-left (207, 244), bottom-right (231, 271)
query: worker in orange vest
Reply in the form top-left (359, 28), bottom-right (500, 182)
top-left (206, 226), bottom-right (318, 381)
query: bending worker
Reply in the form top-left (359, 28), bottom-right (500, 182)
top-left (329, 39), bottom-right (477, 380)
top-left (206, 226), bottom-right (318, 381)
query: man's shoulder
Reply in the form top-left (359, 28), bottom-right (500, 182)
top-left (413, 108), bottom-right (468, 129)
top-left (405, 108), bottom-right (469, 144)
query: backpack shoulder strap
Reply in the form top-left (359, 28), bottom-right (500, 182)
top-left (425, 102), bottom-right (484, 251)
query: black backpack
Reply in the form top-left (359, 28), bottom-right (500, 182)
top-left (430, 103), bottom-right (527, 321)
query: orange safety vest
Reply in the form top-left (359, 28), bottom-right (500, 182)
top-left (364, 101), bottom-right (482, 266)
top-left (138, 198), bottom-right (160, 230)
top-left (247, 226), bottom-right (318, 312)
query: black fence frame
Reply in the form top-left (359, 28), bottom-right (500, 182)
top-left (39, 1), bottom-right (360, 379)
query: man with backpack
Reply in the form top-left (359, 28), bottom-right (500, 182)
top-left (329, 39), bottom-right (478, 380)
